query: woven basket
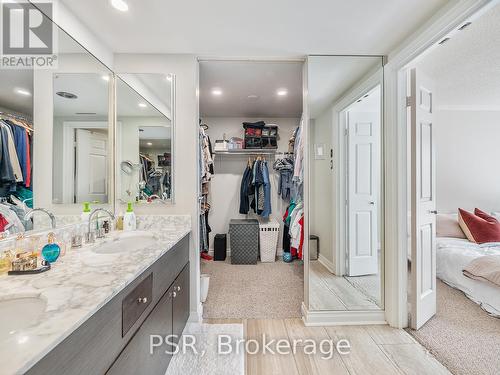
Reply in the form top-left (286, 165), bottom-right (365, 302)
top-left (258, 218), bottom-right (280, 262)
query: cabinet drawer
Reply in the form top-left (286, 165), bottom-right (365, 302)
top-left (122, 273), bottom-right (153, 337)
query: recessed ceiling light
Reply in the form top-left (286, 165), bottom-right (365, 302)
top-left (138, 102), bottom-right (147, 108)
top-left (102, 75), bottom-right (110, 82)
top-left (110, 0), bottom-right (129, 12)
top-left (166, 74), bottom-right (173, 82)
top-left (56, 91), bottom-right (78, 99)
top-left (14, 88), bottom-right (31, 96)
top-left (277, 89), bottom-right (288, 96)
top-left (211, 88), bottom-right (223, 96)
top-left (146, 142), bottom-right (153, 146)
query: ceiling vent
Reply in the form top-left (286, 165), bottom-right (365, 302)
top-left (56, 91), bottom-right (78, 99)
top-left (458, 22), bottom-right (472, 31)
top-left (438, 37), bottom-right (451, 45)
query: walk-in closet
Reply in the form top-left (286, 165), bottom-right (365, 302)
top-left (198, 60), bottom-right (304, 318)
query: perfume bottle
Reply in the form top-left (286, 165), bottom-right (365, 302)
top-left (41, 233), bottom-right (61, 263)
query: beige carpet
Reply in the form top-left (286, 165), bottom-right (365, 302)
top-left (201, 259), bottom-right (303, 319)
top-left (407, 279), bottom-right (500, 375)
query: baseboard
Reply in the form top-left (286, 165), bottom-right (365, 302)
top-left (318, 254), bottom-right (336, 274)
top-left (207, 248), bottom-right (284, 257)
top-left (188, 302), bottom-right (203, 323)
top-left (302, 304), bottom-right (387, 326)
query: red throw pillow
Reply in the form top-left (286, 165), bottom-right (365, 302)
top-left (458, 208), bottom-right (500, 244)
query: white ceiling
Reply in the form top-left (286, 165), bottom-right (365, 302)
top-left (53, 73), bottom-right (165, 117)
top-left (416, 3), bottom-right (500, 109)
top-left (200, 61), bottom-right (302, 117)
top-left (308, 56), bottom-right (382, 117)
top-left (0, 70), bottom-right (33, 115)
top-left (59, 0), bottom-right (448, 56)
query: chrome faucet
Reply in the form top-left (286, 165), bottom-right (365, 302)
top-left (24, 208), bottom-right (56, 229)
top-left (86, 208), bottom-right (115, 243)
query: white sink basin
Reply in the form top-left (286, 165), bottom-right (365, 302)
top-left (0, 296), bottom-right (47, 342)
top-left (92, 231), bottom-right (159, 254)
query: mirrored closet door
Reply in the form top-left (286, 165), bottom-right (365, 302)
top-left (307, 55), bottom-right (384, 312)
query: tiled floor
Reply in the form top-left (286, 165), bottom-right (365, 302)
top-left (309, 261), bottom-right (380, 311)
top-left (204, 319), bottom-right (451, 375)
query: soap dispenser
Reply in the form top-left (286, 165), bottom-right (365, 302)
top-left (123, 202), bottom-right (137, 231)
top-left (81, 202), bottom-right (91, 221)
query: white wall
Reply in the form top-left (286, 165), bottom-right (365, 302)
top-left (204, 117), bottom-right (300, 253)
top-left (435, 110), bottom-right (500, 213)
top-left (113, 54), bottom-right (201, 320)
top-left (310, 110), bottom-right (334, 266)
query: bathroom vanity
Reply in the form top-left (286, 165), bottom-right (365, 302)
top-left (0, 217), bottom-right (191, 375)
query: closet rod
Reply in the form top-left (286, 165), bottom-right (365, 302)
top-left (0, 111), bottom-right (32, 123)
top-left (214, 150), bottom-right (278, 156)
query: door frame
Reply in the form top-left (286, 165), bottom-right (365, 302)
top-left (196, 56), bottom-right (307, 321)
top-left (385, 0), bottom-right (496, 328)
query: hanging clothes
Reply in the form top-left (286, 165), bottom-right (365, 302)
top-left (0, 114), bottom-right (33, 194)
top-left (238, 158), bottom-right (271, 218)
top-left (239, 163), bottom-right (254, 214)
top-left (200, 127), bottom-right (213, 183)
top-left (0, 125), bottom-right (16, 188)
top-left (273, 156), bottom-right (294, 200)
top-left (3, 124), bottom-right (23, 183)
top-left (261, 160), bottom-right (271, 218)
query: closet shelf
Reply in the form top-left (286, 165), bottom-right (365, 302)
top-left (214, 149), bottom-right (279, 156)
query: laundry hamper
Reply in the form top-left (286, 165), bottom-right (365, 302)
top-left (229, 219), bottom-right (259, 264)
top-left (258, 218), bottom-right (280, 262)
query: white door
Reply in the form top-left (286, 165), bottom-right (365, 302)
top-left (75, 129), bottom-right (108, 203)
top-left (410, 68), bottom-right (437, 330)
top-left (347, 111), bottom-right (380, 276)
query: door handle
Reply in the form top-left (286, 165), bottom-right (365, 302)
top-left (429, 210), bottom-right (438, 214)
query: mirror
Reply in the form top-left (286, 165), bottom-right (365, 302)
top-left (0, 58), bottom-right (34, 234)
top-left (0, 2), bottom-right (113, 236)
top-left (115, 74), bottom-right (174, 205)
top-left (307, 55), bottom-right (384, 311)
top-left (51, 31), bottom-right (113, 207)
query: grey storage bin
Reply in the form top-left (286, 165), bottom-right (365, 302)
top-left (229, 219), bottom-right (259, 264)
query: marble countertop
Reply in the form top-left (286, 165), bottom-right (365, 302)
top-left (0, 215), bottom-right (191, 375)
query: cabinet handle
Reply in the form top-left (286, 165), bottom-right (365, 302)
top-left (137, 297), bottom-right (148, 304)
top-left (172, 291), bottom-right (177, 298)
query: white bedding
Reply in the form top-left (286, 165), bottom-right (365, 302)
top-left (437, 237), bottom-right (500, 317)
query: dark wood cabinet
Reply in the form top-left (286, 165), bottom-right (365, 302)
top-left (107, 285), bottom-right (174, 375)
top-left (26, 235), bottom-right (190, 375)
top-left (107, 262), bottom-right (190, 375)
top-left (173, 264), bottom-right (190, 343)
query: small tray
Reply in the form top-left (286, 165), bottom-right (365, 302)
top-left (8, 263), bottom-right (51, 275)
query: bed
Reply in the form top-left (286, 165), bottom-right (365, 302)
top-left (437, 237), bottom-right (500, 317)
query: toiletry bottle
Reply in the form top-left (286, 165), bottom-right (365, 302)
top-left (41, 233), bottom-right (61, 263)
top-left (116, 212), bottom-right (124, 231)
top-left (123, 202), bottom-right (137, 231)
top-left (81, 202), bottom-right (91, 221)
